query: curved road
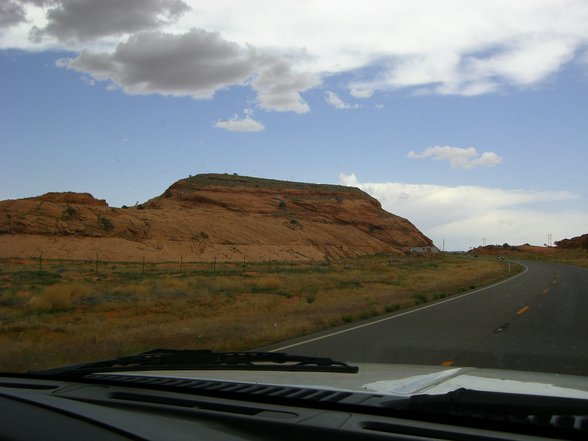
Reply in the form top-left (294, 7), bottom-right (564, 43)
top-left (263, 260), bottom-right (588, 376)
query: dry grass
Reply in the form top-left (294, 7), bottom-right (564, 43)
top-left (473, 247), bottom-right (588, 270)
top-left (523, 249), bottom-right (588, 269)
top-left (0, 255), bottom-right (519, 372)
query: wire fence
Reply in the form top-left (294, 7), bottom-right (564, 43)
top-left (0, 253), bottom-right (436, 278)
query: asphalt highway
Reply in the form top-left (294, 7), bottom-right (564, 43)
top-left (264, 260), bottom-right (588, 376)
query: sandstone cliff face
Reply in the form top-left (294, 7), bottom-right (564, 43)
top-left (0, 174), bottom-right (432, 261)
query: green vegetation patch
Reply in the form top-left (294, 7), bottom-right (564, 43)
top-left (179, 173), bottom-right (363, 193)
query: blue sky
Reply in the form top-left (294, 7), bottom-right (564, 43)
top-left (1, 1), bottom-right (587, 250)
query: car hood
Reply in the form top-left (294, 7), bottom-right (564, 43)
top-left (117, 363), bottom-right (588, 400)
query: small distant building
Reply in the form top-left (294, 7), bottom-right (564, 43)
top-left (410, 245), bottom-right (441, 254)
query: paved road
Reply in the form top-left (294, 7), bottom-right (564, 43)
top-left (263, 260), bottom-right (588, 376)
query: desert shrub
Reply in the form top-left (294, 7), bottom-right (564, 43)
top-left (0, 292), bottom-right (22, 307)
top-left (154, 278), bottom-right (189, 296)
top-left (207, 277), bottom-right (244, 293)
top-left (98, 216), bottom-right (114, 231)
top-left (62, 206), bottom-right (78, 220)
top-left (359, 309), bottom-right (378, 320)
top-left (116, 283), bottom-right (151, 297)
top-left (249, 275), bottom-right (283, 293)
top-left (385, 303), bottom-right (400, 313)
top-left (413, 293), bottom-right (428, 305)
top-left (10, 271), bottom-right (62, 286)
top-left (27, 283), bottom-right (90, 312)
top-left (335, 280), bottom-right (363, 289)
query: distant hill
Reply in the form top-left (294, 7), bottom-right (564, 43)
top-left (555, 234), bottom-right (588, 250)
top-left (469, 236), bottom-right (588, 256)
top-left (468, 243), bottom-right (550, 255)
top-left (0, 173), bottom-right (433, 261)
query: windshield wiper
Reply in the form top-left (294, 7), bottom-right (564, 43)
top-left (31, 349), bottom-right (359, 376)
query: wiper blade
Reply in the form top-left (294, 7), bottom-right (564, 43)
top-left (389, 388), bottom-right (588, 416)
top-left (32, 349), bottom-right (359, 376)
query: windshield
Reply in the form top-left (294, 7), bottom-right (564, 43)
top-left (1, 1), bottom-right (587, 382)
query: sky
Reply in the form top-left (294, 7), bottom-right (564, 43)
top-left (1, 0), bottom-right (587, 251)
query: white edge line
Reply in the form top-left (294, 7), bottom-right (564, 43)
top-left (270, 263), bottom-right (529, 352)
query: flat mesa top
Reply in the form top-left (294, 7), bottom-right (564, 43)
top-left (176, 174), bottom-right (362, 193)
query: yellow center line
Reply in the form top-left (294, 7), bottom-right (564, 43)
top-left (440, 360), bottom-right (455, 366)
top-left (516, 305), bottom-right (530, 315)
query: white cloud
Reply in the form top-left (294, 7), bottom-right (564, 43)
top-left (60, 29), bottom-right (258, 99)
top-left (30, 0), bottom-right (190, 42)
top-left (339, 172), bottom-right (359, 186)
top-left (338, 174), bottom-right (588, 251)
top-left (80, 75), bottom-right (94, 86)
top-left (56, 28), bottom-right (315, 113)
top-left (253, 57), bottom-right (319, 113)
top-left (214, 109), bottom-right (265, 132)
top-left (0, 1), bottom-right (26, 29)
top-left (324, 91), bottom-right (360, 109)
top-left (350, 88), bottom-right (374, 98)
top-left (436, 80), bottom-right (499, 97)
top-left (408, 146), bottom-right (502, 169)
top-left (580, 49), bottom-right (588, 65)
top-left (466, 39), bottom-right (576, 87)
top-left (3, 1), bottom-right (588, 99)
top-left (179, 1), bottom-right (588, 97)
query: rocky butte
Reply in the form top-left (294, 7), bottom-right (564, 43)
top-left (0, 174), bottom-right (433, 261)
